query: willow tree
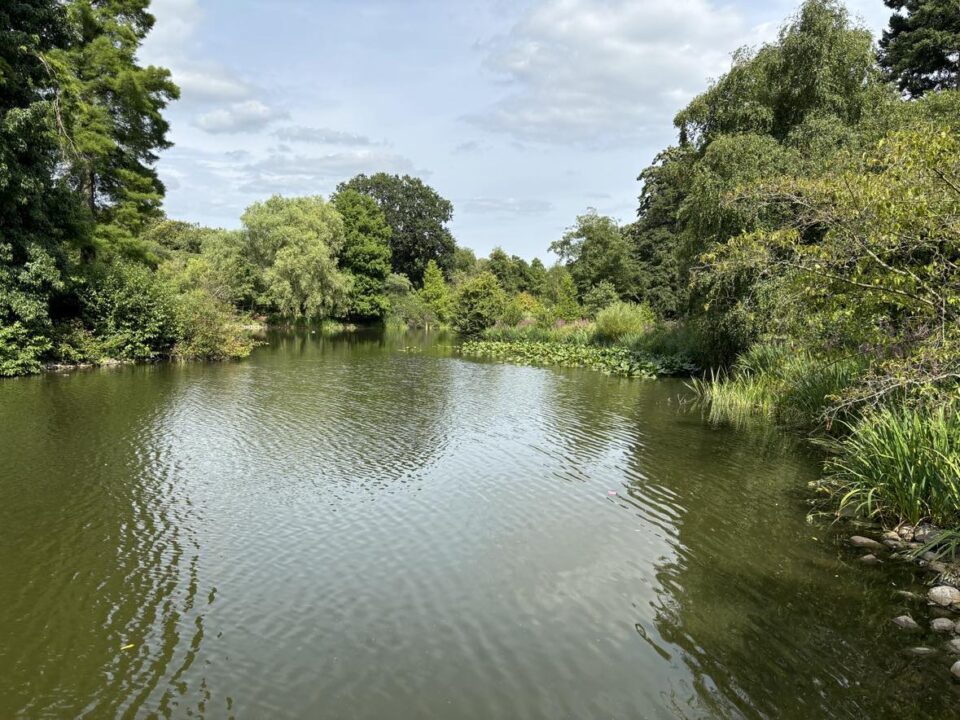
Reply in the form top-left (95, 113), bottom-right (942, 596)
top-left (241, 196), bottom-right (348, 321)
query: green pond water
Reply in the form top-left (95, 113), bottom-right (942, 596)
top-left (1, 331), bottom-right (957, 719)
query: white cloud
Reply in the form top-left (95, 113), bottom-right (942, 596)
top-left (195, 101), bottom-right (289, 134)
top-left (236, 149), bottom-right (418, 194)
top-left (142, 0), bottom-right (258, 107)
top-left (274, 126), bottom-right (375, 146)
top-left (461, 197), bottom-right (553, 215)
top-left (469, 0), bottom-right (758, 146)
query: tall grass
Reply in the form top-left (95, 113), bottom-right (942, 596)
top-left (690, 342), bottom-right (863, 429)
top-left (822, 405), bottom-right (960, 528)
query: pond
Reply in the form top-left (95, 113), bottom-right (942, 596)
top-left (0, 331), bottom-right (957, 719)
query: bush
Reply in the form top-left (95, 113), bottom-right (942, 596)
top-left (500, 292), bottom-right (543, 326)
top-left (595, 301), bottom-right (655, 341)
top-left (823, 404), bottom-right (960, 528)
top-left (453, 272), bottom-right (506, 335)
top-left (82, 261), bottom-right (177, 360)
top-left (51, 321), bottom-right (107, 364)
top-left (0, 322), bottom-right (51, 376)
top-left (582, 281), bottom-right (620, 318)
top-left (173, 290), bottom-right (257, 360)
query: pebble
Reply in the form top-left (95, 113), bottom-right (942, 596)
top-left (929, 586), bottom-right (960, 607)
top-left (908, 646), bottom-right (937, 656)
top-left (882, 531), bottom-right (901, 542)
top-left (953, 660), bottom-right (960, 680)
top-left (860, 554), bottom-right (880, 564)
top-left (915, 524), bottom-right (942, 543)
top-left (895, 590), bottom-right (923, 602)
top-left (850, 535), bottom-right (883, 550)
top-left (946, 638), bottom-right (960, 655)
top-left (893, 615), bottom-right (920, 630)
top-left (897, 524), bottom-right (916, 541)
top-left (932, 618), bottom-right (956, 633)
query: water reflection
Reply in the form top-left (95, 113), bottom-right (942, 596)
top-left (1, 334), bottom-right (958, 718)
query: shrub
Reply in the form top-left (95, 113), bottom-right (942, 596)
top-left (823, 404), bottom-right (960, 528)
top-left (500, 292), bottom-right (543, 326)
top-left (595, 301), bottom-right (655, 341)
top-left (82, 261), bottom-right (177, 360)
top-left (173, 290), bottom-right (256, 360)
top-left (453, 272), bottom-right (506, 335)
top-left (582, 281), bottom-right (620, 318)
top-left (0, 322), bottom-right (51, 376)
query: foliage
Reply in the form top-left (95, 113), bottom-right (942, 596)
top-left (582, 281), bottom-right (620, 318)
top-left (499, 292), bottom-right (543, 326)
top-left (710, 125), bottom-right (960, 413)
top-left (418, 259), bottom-right (452, 324)
top-left (0, 323), bottom-right (52, 376)
top-left (452, 272), bottom-right (506, 335)
top-left (241, 195), bottom-right (348, 320)
top-left (879, 0), bottom-right (960, 97)
top-left (332, 189), bottom-right (392, 321)
top-left (550, 210), bottom-right (636, 297)
top-left (336, 173), bottom-right (456, 285)
top-left (690, 341), bottom-right (865, 429)
top-left (81, 260), bottom-right (176, 360)
top-left (54, 0), bottom-right (179, 255)
top-left (545, 265), bottom-right (580, 321)
top-left (594, 302), bottom-right (655, 342)
top-left (821, 403), bottom-right (960, 527)
top-left (172, 290), bottom-right (256, 360)
top-left (460, 340), bottom-right (663, 378)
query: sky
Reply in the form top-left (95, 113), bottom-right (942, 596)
top-left (140, 0), bottom-right (890, 260)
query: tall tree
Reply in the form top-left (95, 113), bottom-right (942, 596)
top-left (332, 189), bottom-right (392, 321)
top-left (335, 173), bottom-right (456, 285)
top-left (241, 196), bottom-right (348, 320)
top-left (0, 1), bottom-right (88, 374)
top-left (879, 0), bottom-right (960, 96)
top-left (550, 210), bottom-right (637, 298)
top-left (55, 0), bottom-right (179, 254)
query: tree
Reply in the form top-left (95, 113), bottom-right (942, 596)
top-left (879, 0), bottom-right (960, 97)
top-left (241, 196), bottom-right (348, 320)
top-left (0, 1), bottom-right (88, 374)
top-left (710, 125), bottom-right (960, 410)
top-left (418, 259), bottom-right (452, 324)
top-left (336, 173), bottom-right (456, 285)
top-left (53, 0), bottom-right (179, 255)
top-left (550, 210), bottom-right (637, 298)
top-left (582, 281), bottom-right (620, 318)
top-left (332, 189), bottom-right (392, 320)
top-left (452, 272), bottom-right (506, 335)
top-left (545, 265), bottom-right (580, 321)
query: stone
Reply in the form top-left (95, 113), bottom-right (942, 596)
top-left (915, 524), bottom-right (942, 543)
top-left (932, 618), bottom-right (956, 633)
top-left (882, 531), bottom-right (902, 542)
top-left (893, 615), bottom-right (920, 630)
top-left (945, 638), bottom-right (960, 655)
top-left (897, 524), bottom-right (916, 541)
top-left (925, 561), bottom-right (949, 575)
top-left (895, 590), bottom-right (923, 602)
top-left (952, 660), bottom-right (960, 680)
top-left (929, 586), bottom-right (960, 607)
top-left (884, 539), bottom-right (911, 551)
top-left (908, 646), bottom-right (937, 656)
top-left (923, 551), bottom-right (940, 562)
top-left (860, 554), bottom-right (880, 564)
top-left (850, 535), bottom-right (883, 550)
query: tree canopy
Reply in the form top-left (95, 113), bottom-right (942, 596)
top-left (336, 173), bottom-right (456, 286)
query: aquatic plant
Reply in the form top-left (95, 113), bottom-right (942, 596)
top-left (821, 404), bottom-right (960, 528)
top-left (460, 340), bottom-right (695, 378)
